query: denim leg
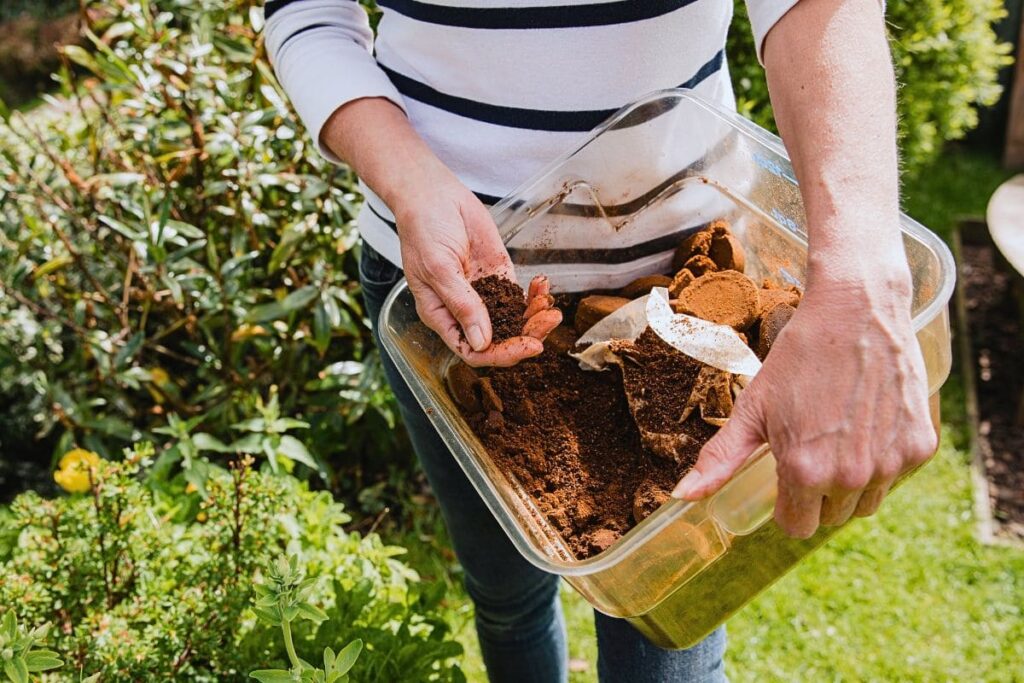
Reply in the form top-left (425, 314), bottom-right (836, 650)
top-left (359, 245), bottom-right (568, 683)
top-left (595, 614), bottom-right (727, 683)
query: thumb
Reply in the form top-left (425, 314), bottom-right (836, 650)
top-left (430, 266), bottom-right (492, 352)
top-left (672, 388), bottom-right (765, 501)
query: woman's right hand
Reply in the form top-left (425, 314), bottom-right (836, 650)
top-left (393, 168), bottom-right (561, 367)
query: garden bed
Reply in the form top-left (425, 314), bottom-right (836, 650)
top-left (954, 220), bottom-right (1024, 544)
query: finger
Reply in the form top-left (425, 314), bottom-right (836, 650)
top-left (527, 275), bottom-right (550, 302)
top-left (672, 393), bottom-right (765, 500)
top-left (464, 337), bottom-right (544, 368)
top-left (429, 267), bottom-right (492, 352)
top-left (853, 482), bottom-right (892, 518)
top-left (523, 309), bottom-right (562, 339)
top-left (524, 293), bottom-right (555, 320)
top-left (774, 481), bottom-right (823, 539)
top-left (411, 284), bottom-right (479, 358)
top-left (819, 490), bottom-right (861, 527)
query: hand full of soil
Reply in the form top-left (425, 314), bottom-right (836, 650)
top-left (449, 220), bottom-right (802, 559)
top-left (471, 275), bottom-right (528, 343)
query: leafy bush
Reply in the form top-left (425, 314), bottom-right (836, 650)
top-left (0, 0), bottom-right (403, 490)
top-left (727, 0), bottom-right (1013, 170)
top-left (0, 447), bottom-right (464, 681)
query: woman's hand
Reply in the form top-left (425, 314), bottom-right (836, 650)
top-left (394, 170), bottom-right (561, 367)
top-left (673, 275), bottom-right (938, 537)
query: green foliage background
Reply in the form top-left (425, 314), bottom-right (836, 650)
top-left (728, 0), bottom-right (1013, 171)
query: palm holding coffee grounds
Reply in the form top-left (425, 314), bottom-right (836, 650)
top-left (471, 275), bottom-right (529, 343)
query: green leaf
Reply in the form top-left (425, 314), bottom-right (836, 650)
top-left (269, 220), bottom-right (307, 273)
top-left (245, 286), bottom-right (319, 323)
top-left (278, 435), bottom-right (318, 470)
top-left (88, 173), bottom-right (145, 188)
top-left (114, 332), bottom-right (145, 370)
top-left (97, 215), bottom-right (143, 240)
top-left (2, 610), bottom-right (17, 639)
top-left (296, 603), bottom-right (328, 624)
top-left (249, 669), bottom-right (296, 683)
top-left (61, 45), bottom-right (100, 74)
top-left (32, 256), bottom-right (74, 279)
top-left (24, 650), bottom-right (63, 672)
top-left (4, 656), bottom-right (29, 683)
top-left (193, 433), bottom-right (232, 453)
top-left (332, 640), bottom-right (362, 676)
top-left (228, 433), bottom-right (264, 454)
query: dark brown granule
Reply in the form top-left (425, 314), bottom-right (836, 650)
top-left (457, 332), bottom-right (705, 559)
top-left (472, 275), bottom-right (527, 343)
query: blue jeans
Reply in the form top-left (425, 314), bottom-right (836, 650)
top-left (359, 243), bottom-right (727, 683)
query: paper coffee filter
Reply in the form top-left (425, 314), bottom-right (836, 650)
top-left (572, 288), bottom-right (762, 377)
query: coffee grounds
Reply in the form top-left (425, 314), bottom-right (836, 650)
top-left (472, 275), bottom-right (527, 343)
top-left (615, 328), bottom-right (720, 467)
top-left (457, 340), bottom-right (686, 558)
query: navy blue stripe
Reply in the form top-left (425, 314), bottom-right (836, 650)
top-left (279, 22), bottom-right (343, 49)
top-left (264, 0), bottom-right (308, 21)
top-left (379, 49), bottom-right (724, 132)
top-left (366, 193), bottom-right (497, 233)
top-left (376, 0), bottom-right (700, 29)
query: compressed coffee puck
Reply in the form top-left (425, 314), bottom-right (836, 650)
top-left (445, 362), bottom-right (481, 412)
top-left (756, 302), bottom-right (796, 360)
top-left (574, 295), bottom-right (631, 334)
top-left (674, 270), bottom-right (760, 331)
top-left (620, 274), bottom-right (673, 299)
top-left (709, 232), bottom-right (746, 272)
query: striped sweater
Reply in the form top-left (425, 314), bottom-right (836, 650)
top-left (264, 0), bottom-right (799, 266)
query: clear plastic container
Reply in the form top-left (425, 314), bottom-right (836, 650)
top-left (378, 90), bottom-right (955, 649)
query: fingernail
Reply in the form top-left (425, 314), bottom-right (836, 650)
top-left (672, 470), bottom-right (702, 499)
top-left (467, 324), bottom-right (487, 351)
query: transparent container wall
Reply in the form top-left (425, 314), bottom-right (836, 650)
top-left (379, 90), bottom-right (955, 650)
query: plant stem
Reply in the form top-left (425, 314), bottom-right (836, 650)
top-left (281, 617), bottom-right (301, 670)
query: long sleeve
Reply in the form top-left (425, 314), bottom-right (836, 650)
top-left (744, 1), bottom-right (802, 64)
top-left (264, 0), bottom-right (406, 162)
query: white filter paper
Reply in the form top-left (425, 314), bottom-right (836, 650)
top-left (572, 287), bottom-right (762, 378)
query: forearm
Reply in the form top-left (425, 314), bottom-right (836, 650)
top-left (764, 0), bottom-right (909, 297)
top-left (320, 98), bottom-right (458, 220)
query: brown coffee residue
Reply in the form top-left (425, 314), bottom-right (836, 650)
top-left (450, 219), bottom-right (801, 559)
top-left (472, 275), bottom-right (527, 343)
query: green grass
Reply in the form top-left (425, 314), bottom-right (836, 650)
top-left (385, 148), bottom-right (1024, 682)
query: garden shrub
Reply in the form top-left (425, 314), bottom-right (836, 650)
top-left (727, 0), bottom-right (1013, 171)
top-left (0, 446), bottom-right (464, 681)
top-left (0, 0), bottom-right (403, 492)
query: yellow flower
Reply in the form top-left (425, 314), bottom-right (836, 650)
top-left (53, 448), bottom-right (102, 494)
top-left (196, 512), bottom-right (208, 523)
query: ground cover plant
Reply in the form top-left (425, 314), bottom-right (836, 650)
top-left (0, 445), bottom-right (464, 681)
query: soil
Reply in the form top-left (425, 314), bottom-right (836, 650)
top-left (454, 341), bottom-right (683, 558)
top-left (451, 219), bottom-right (801, 558)
top-left (960, 242), bottom-right (1024, 541)
top-left (472, 275), bottom-right (527, 343)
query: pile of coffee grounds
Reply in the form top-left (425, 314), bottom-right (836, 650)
top-left (450, 338), bottom-right (685, 557)
top-left (472, 275), bottom-right (527, 343)
top-left (451, 220), bottom-right (801, 559)
top-left (613, 328), bottom-right (720, 467)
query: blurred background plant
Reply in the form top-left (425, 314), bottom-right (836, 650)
top-left (728, 0), bottom-right (1014, 171)
top-left (0, 445), bottom-right (464, 681)
top-left (0, 0), bottom-right (405, 504)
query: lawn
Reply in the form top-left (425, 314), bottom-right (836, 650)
top-left (388, 148), bottom-right (1024, 682)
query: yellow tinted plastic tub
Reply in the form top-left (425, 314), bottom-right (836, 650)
top-left (378, 90), bottom-right (954, 649)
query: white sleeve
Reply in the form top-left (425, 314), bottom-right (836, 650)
top-left (264, 0), bottom-right (406, 163)
top-left (743, 1), bottom-right (802, 65)
top-left (744, 1), bottom-right (887, 65)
